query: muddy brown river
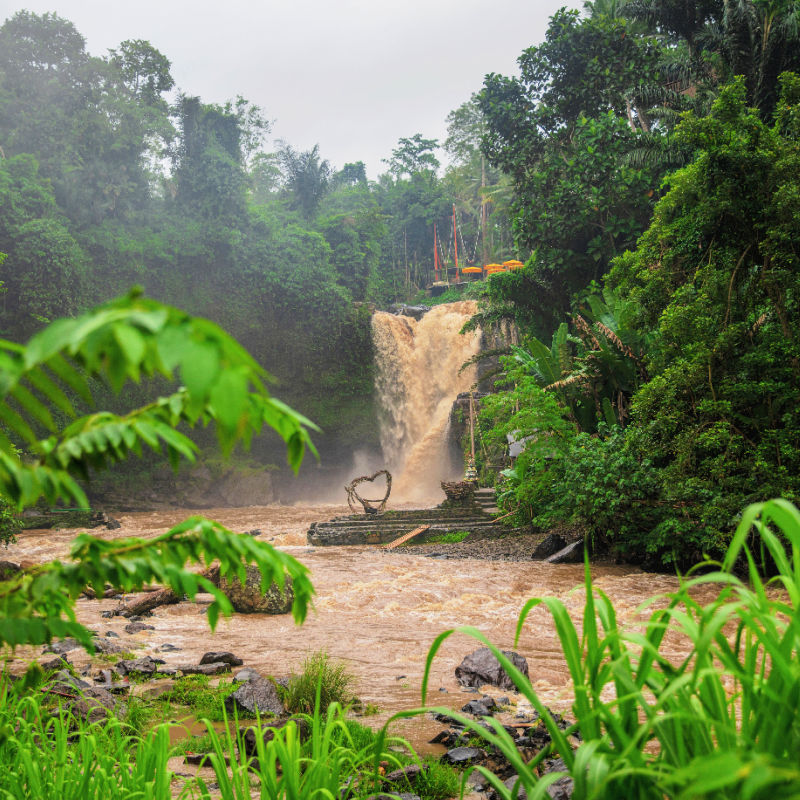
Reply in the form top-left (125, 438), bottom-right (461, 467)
top-left (5, 504), bottom-right (712, 749)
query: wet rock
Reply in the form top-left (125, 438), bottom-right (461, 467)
top-left (0, 561), bottom-right (21, 580)
top-left (176, 662), bottom-right (230, 676)
top-left (69, 685), bottom-right (123, 724)
top-left (390, 303), bottom-right (429, 320)
top-left (52, 669), bottom-right (90, 691)
top-left (240, 717), bottom-right (309, 757)
top-left (384, 763), bottom-right (428, 783)
top-left (503, 776), bottom-right (528, 800)
top-left (40, 654), bottom-right (70, 671)
top-left (541, 759), bottom-right (573, 800)
top-left (158, 643), bottom-right (181, 652)
top-left (226, 676), bottom-right (285, 716)
top-left (497, 696), bottom-right (510, 706)
top-left (428, 729), bottom-right (459, 747)
top-left (44, 638), bottom-right (82, 656)
top-left (462, 695), bottom-right (497, 716)
top-left (200, 651), bottom-right (243, 667)
top-left (545, 541), bottom-right (583, 564)
top-left (234, 667), bottom-right (261, 682)
top-left (115, 656), bottom-right (161, 677)
top-left (124, 622), bottom-right (155, 634)
top-left (244, 529), bottom-right (262, 537)
top-left (105, 631), bottom-right (119, 638)
top-left (531, 534), bottom-right (567, 560)
top-left (218, 567), bottom-right (293, 614)
top-left (101, 611), bottom-right (115, 619)
top-left (455, 648), bottom-right (529, 691)
top-left (92, 636), bottom-right (124, 654)
top-left (442, 746), bottom-right (485, 765)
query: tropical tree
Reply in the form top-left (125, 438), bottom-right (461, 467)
top-left (277, 143), bottom-right (332, 220)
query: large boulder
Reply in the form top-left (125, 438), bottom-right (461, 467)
top-left (218, 567), bottom-right (293, 614)
top-left (226, 675), bottom-right (285, 717)
top-left (455, 648), bottom-right (529, 691)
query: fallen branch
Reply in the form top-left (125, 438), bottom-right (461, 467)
top-left (116, 566), bottom-right (220, 617)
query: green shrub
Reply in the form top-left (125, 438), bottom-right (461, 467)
top-left (282, 650), bottom-right (356, 714)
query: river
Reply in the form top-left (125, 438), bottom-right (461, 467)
top-left (5, 503), bottom-right (711, 749)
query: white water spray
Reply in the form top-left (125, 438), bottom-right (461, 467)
top-left (371, 301), bottom-right (481, 504)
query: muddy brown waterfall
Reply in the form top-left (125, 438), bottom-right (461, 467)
top-left (371, 301), bottom-right (481, 504)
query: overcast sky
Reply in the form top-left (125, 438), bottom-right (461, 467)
top-left (1, 0), bottom-right (577, 177)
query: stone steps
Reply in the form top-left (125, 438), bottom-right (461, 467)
top-left (307, 501), bottom-right (509, 546)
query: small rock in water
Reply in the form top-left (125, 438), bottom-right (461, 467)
top-left (124, 622), bottom-right (155, 634)
top-left (105, 631), bottom-right (119, 638)
top-left (244, 529), bottom-right (262, 537)
top-left (158, 643), bottom-right (181, 652)
top-left (43, 638), bottom-right (81, 655)
top-left (176, 662), bottom-right (231, 676)
top-left (394, 675), bottom-right (407, 681)
top-left (455, 647), bottom-right (529, 691)
top-left (200, 651), bottom-right (243, 667)
top-left (438, 687), bottom-right (448, 693)
top-left (101, 610), bottom-right (116, 619)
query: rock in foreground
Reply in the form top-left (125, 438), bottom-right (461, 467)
top-left (455, 648), bottom-right (529, 691)
top-left (219, 567), bottom-right (293, 614)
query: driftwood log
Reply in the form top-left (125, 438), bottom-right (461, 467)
top-left (116, 566), bottom-right (220, 617)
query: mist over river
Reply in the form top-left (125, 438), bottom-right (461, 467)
top-left (6, 503), bottom-right (716, 747)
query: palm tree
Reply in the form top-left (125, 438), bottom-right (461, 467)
top-left (277, 143), bottom-right (331, 220)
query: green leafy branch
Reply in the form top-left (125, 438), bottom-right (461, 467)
top-left (0, 516), bottom-right (313, 649)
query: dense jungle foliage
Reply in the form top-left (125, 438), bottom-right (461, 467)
top-left (474, 0), bottom-right (800, 568)
top-left (0, 10), bottom-right (514, 500)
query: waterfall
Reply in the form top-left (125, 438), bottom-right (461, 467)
top-left (371, 301), bottom-right (481, 504)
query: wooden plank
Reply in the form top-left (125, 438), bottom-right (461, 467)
top-left (382, 524), bottom-right (431, 550)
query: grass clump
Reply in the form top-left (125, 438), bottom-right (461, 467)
top-left (418, 530), bottom-right (471, 545)
top-left (158, 674), bottom-right (239, 722)
top-left (282, 651), bottom-right (356, 714)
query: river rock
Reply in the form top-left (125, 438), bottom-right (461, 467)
top-left (92, 636), bottom-right (125, 654)
top-left (40, 654), bottom-right (70, 671)
top-left (545, 541), bottom-right (584, 564)
top-left (218, 567), bottom-right (293, 614)
top-left (44, 638), bottom-right (82, 656)
top-left (461, 695), bottom-right (497, 716)
top-left (124, 622), bottom-right (155, 634)
top-left (115, 656), bottom-right (161, 677)
top-left (531, 534), bottom-right (568, 560)
top-left (69, 685), bottom-right (123, 724)
top-left (384, 764), bottom-right (428, 784)
top-left (177, 662), bottom-right (231, 676)
top-left (455, 648), bottom-right (529, 691)
top-left (442, 746), bottom-right (485, 765)
top-left (0, 561), bottom-right (21, 580)
top-left (200, 651), bottom-right (243, 667)
top-left (234, 667), bottom-right (261, 682)
top-left (226, 676), bottom-right (285, 716)
top-left (240, 716), bottom-right (309, 757)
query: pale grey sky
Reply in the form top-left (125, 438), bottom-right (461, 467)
top-left (0, 0), bottom-right (575, 177)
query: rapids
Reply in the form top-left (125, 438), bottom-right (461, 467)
top-left (6, 504), bottom-right (716, 748)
